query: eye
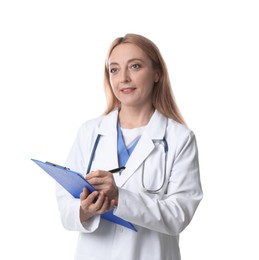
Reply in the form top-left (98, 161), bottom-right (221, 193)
top-left (109, 67), bottom-right (118, 74)
top-left (130, 63), bottom-right (141, 70)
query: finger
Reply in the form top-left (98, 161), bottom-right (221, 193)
top-left (87, 177), bottom-right (106, 189)
top-left (86, 170), bottom-right (100, 180)
top-left (88, 191), bottom-right (99, 203)
top-left (96, 195), bottom-right (110, 213)
top-left (81, 191), bottom-right (99, 209)
top-left (86, 170), bottom-right (109, 180)
top-left (87, 174), bottom-right (113, 188)
top-left (93, 191), bottom-right (105, 209)
top-left (80, 187), bottom-right (89, 200)
top-left (109, 199), bottom-right (116, 209)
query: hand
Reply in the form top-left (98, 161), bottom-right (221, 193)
top-left (86, 170), bottom-right (119, 204)
top-left (79, 188), bottom-right (115, 222)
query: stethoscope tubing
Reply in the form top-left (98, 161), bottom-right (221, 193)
top-left (141, 138), bottom-right (168, 194)
top-left (86, 135), bottom-right (168, 194)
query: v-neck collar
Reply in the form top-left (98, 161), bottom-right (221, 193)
top-left (117, 122), bottom-right (141, 168)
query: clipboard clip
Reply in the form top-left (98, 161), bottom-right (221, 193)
top-left (45, 161), bottom-right (70, 170)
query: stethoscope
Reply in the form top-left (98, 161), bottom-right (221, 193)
top-left (141, 138), bottom-right (168, 194)
top-left (86, 133), bottom-right (169, 194)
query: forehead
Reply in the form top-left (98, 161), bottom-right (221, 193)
top-left (109, 43), bottom-right (150, 64)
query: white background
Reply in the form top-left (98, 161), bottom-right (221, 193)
top-left (1, 0), bottom-right (258, 259)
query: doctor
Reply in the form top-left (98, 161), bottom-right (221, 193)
top-left (56, 33), bottom-right (203, 260)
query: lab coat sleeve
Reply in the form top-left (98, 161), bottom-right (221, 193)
top-left (55, 125), bottom-right (101, 233)
top-left (114, 131), bottom-right (203, 236)
top-left (56, 184), bottom-right (100, 232)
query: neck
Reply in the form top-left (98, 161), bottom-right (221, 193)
top-left (119, 105), bottom-right (155, 129)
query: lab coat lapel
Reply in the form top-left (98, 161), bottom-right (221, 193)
top-left (115, 134), bottom-right (155, 187)
top-left (116, 110), bottom-right (167, 187)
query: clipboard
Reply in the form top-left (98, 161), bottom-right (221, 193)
top-left (31, 159), bottom-right (137, 231)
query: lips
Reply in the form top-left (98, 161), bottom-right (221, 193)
top-left (120, 87), bottom-right (136, 94)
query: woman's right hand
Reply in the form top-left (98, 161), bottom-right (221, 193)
top-left (79, 188), bottom-right (114, 222)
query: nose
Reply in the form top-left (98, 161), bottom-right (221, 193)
top-left (119, 67), bottom-right (130, 83)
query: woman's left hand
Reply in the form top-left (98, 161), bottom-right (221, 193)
top-left (86, 170), bottom-right (119, 206)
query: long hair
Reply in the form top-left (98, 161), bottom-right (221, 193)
top-left (103, 33), bottom-right (186, 125)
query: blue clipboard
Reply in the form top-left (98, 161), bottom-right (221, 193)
top-left (31, 159), bottom-right (137, 232)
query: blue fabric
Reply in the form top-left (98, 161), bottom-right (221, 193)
top-left (117, 122), bottom-right (140, 170)
top-left (86, 123), bottom-right (141, 175)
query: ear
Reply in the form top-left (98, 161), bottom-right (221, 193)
top-left (154, 70), bottom-right (160, 83)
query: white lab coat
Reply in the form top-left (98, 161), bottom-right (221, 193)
top-left (56, 109), bottom-right (203, 260)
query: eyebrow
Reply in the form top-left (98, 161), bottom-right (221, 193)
top-left (109, 58), bottom-right (145, 67)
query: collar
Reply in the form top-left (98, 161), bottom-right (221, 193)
top-left (97, 109), bottom-right (167, 140)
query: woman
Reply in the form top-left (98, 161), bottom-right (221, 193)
top-left (56, 33), bottom-right (203, 260)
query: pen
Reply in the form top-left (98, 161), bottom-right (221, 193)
top-left (109, 166), bottom-right (126, 173)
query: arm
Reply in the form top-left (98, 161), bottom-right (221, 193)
top-left (55, 125), bottom-right (101, 233)
top-left (56, 183), bottom-right (100, 232)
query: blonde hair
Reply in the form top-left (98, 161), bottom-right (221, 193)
top-left (103, 33), bottom-right (186, 125)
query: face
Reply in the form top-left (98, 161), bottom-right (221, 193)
top-left (108, 43), bottom-right (159, 109)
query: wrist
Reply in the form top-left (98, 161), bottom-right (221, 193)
top-left (80, 206), bottom-right (93, 222)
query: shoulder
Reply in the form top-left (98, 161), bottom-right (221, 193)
top-left (79, 115), bottom-right (104, 131)
top-left (151, 110), bottom-right (196, 142)
top-left (166, 118), bottom-right (197, 151)
top-left (77, 110), bottom-right (118, 136)
top-left (167, 118), bottom-right (193, 136)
